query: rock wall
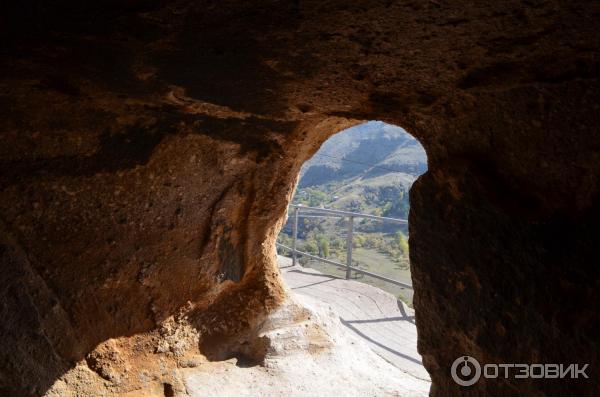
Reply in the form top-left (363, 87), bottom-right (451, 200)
top-left (1, 1), bottom-right (598, 395)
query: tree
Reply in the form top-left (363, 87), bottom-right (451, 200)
top-left (316, 234), bottom-right (330, 258)
top-left (397, 231), bottom-right (409, 255)
top-left (303, 240), bottom-right (318, 254)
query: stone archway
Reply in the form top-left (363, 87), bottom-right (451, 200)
top-left (1, 1), bottom-right (598, 396)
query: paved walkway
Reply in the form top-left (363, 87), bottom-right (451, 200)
top-left (278, 255), bottom-right (430, 382)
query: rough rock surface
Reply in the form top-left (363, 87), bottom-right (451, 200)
top-left (278, 255), bottom-right (428, 381)
top-left (183, 294), bottom-right (429, 397)
top-left (45, 294), bottom-right (429, 397)
top-left (1, 1), bottom-right (599, 396)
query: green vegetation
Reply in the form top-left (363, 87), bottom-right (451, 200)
top-left (277, 121), bottom-right (427, 307)
top-left (295, 188), bottom-right (330, 207)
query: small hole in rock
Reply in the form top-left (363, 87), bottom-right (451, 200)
top-left (163, 383), bottom-right (175, 397)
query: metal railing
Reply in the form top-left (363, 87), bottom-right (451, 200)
top-left (276, 204), bottom-right (413, 290)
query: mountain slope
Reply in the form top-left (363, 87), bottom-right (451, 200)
top-left (299, 121), bottom-right (427, 188)
top-left (295, 121), bottom-right (427, 218)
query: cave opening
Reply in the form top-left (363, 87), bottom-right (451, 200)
top-left (1, 1), bottom-right (596, 395)
top-left (275, 120), bottom-right (430, 382)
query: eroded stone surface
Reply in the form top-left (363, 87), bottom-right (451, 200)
top-left (1, 1), bottom-right (599, 396)
top-left (183, 294), bottom-right (430, 397)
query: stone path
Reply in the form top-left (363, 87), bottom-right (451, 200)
top-left (278, 255), bottom-right (430, 382)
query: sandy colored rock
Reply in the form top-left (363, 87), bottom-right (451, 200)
top-left (183, 294), bottom-right (429, 397)
top-left (0, 1), bottom-right (599, 396)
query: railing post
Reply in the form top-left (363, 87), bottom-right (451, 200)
top-left (292, 206), bottom-right (299, 266)
top-left (345, 216), bottom-right (354, 279)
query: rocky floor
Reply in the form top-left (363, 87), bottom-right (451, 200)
top-left (182, 293), bottom-right (430, 397)
top-left (47, 292), bottom-right (430, 397)
top-left (278, 255), bottom-right (429, 381)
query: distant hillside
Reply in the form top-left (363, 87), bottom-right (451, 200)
top-left (299, 121), bottom-right (426, 187)
top-left (294, 121), bottom-right (427, 219)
